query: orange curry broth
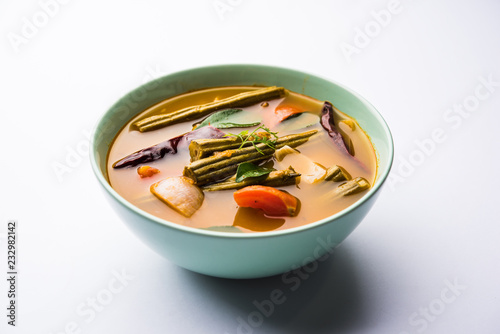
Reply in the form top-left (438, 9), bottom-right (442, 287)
top-left (107, 86), bottom-right (377, 232)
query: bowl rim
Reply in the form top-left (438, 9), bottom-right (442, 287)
top-left (90, 64), bottom-right (394, 239)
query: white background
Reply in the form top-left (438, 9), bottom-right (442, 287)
top-left (1, 0), bottom-right (499, 333)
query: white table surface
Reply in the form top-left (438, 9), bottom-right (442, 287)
top-left (1, 1), bottom-right (499, 333)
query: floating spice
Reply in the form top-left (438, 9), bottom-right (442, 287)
top-left (113, 126), bottom-right (226, 168)
top-left (320, 101), bottom-right (352, 155)
top-left (137, 166), bottom-right (160, 178)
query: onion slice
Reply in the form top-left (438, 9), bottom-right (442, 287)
top-left (150, 176), bottom-right (204, 217)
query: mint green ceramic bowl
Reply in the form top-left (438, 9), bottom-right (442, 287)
top-left (90, 64), bottom-right (393, 279)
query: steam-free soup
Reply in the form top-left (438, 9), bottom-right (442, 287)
top-left (107, 86), bottom-right (377, 232)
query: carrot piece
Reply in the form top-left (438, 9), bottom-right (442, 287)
top-left (233, 185), bottom-right (299, 217)
top-left (137, 166), bottom-right (160, 178)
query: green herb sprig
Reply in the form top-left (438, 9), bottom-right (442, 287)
top-left (225, 124), bottom-right (279, 154)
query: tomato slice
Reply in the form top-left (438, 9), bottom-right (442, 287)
top-left (233, 185), bottom-right (299, 217)
top-left (268, 105), bottom-right (303, 128)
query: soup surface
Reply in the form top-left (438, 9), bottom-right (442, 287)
top-left (107, 86), bottom-right (377, 232)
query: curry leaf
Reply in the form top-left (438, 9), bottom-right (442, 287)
top-left (214, 121), bottom-right (261, 129)
top-left (197, 108), bottom-right (260, 129)
top-left (235, 162), bottom-right (274, 183)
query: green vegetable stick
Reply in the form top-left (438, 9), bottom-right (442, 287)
top-left (135, 86), bottom-right (287, 132)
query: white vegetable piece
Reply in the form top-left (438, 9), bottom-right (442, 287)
top-left (150, 176), bottom-right (204, 217)
top-left (274, 146), bottom-right (326, 184)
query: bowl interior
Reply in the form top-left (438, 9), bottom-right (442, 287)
top-left (91, 64), bottom-right (393, 234)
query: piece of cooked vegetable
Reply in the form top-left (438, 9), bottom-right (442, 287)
top-left (274, 147), bottom-right (327, 184)
top-left (183, 130), bottom-right (318, 185)
top-left (137, 166), bottom-right (160, 178)
top-left (195, 108), bottom-right (261, 129)
top-left (113, 126), bottom-right (226, 168)
top-left (185, 148), bottom-right (273, 185)
top-left (324, 165), bottom-right (351, 182)
top-left (233, 185), bottom-right (299, 217)
top-left (274, 145), bottom-right (299, 162)
top-left (189, 126), bottom-right (278, 161)
top-left (334, 177), bottom-right (370, 196)
top-left (302, 162), bottom-right (327, 184)
top-left (150, 176), bottom-right (204, 217)
top-left (202, 167), bottom-right (300, 191)
top-left (134, 86), bottom-right (287, 132)
top-left (320, 101), bottom-right (352, 155)
top-left (189, 135), bottom-right (245, 161)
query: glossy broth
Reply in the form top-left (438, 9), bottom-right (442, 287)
top-left (107, 86), bottom-right (377, 232)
